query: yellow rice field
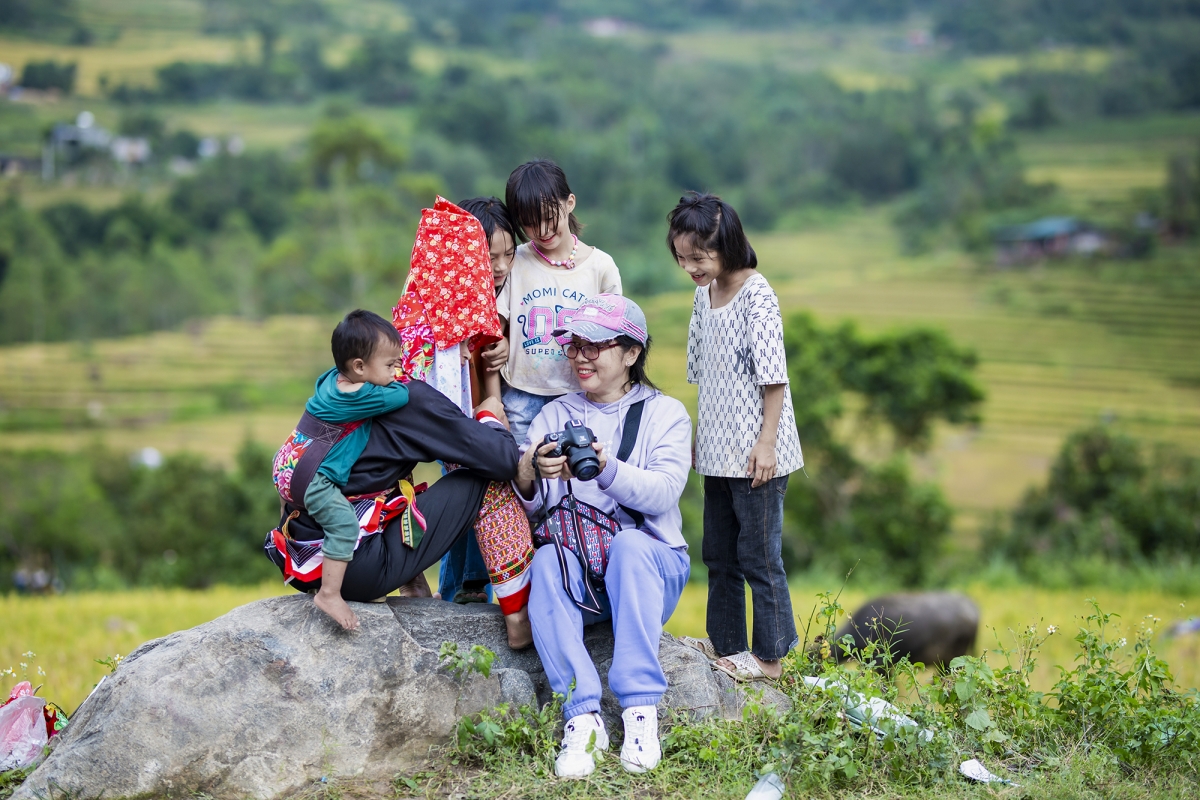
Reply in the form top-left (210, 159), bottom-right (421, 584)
top-left (3, 579), bottom-right (1195, 714)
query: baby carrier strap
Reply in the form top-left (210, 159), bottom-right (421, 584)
top-left (286, 412), bottom-right (350, 511)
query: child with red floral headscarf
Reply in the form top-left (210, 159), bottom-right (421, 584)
top-left (392, 198), bottom-right (536, 639)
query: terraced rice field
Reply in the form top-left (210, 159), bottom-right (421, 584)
top-left (1020, 114), bottom-right (1200, 203)
top-left (0, 315), bottom-right (333, 462)
top-left (648, 209), bottom-right (1200, 523)
top-left (3, 206), bottom-right (1198, 525)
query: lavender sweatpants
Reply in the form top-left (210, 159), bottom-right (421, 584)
top-left (528, 529), bottom-right (691, 721)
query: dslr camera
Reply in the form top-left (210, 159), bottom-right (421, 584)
top-left (541, 419), bottom-right (601, 481)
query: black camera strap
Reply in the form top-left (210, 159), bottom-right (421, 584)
top-left (532, 397), bottom-right (647, 523)
top-left (614, 398), bottom-right (646, 528)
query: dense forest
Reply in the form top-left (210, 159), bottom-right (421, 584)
top-left (14, 0), bottom-right (1195, 343)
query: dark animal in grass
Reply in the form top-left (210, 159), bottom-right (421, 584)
top-left (832, 592), bottom-right (980, 668)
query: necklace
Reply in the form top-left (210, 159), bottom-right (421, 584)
top-left (531, 234), bottom-right (578, 270)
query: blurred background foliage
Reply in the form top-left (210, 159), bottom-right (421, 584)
top-left (0, 0), bottom-right (1198, 593)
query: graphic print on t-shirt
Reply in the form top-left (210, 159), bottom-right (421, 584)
top-left (498, 244), bottom-right (623, 396)
top-left (514, 285), bottom-right (593, 363)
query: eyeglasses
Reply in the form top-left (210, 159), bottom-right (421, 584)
top-left (564, 340), bottom-right (620, 361)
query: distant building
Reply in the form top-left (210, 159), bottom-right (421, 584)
top-left (0, 154), bottom-right (39, 177)
top-left (110, 136), bottom-right (152, 164)
top-left (49, 121), bottom-right (112, 152)
top-left (43, 120), bottom-right (114, 178)
top-left (993, 217), bottom-right (1108, 266)
top-left (584, 17), bottom-right (635, 37)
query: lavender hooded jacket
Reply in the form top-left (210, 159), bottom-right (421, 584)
top-left (517, 383), bottom-right (692, 550)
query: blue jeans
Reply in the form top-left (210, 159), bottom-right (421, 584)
top-left (529, 530), bottom-right (690, 721)
top-left (702, 475), bottom-right (797, 662)
top-left (501, 383), bottom-right (559, 448)
top-left (437, 529), bottom-right (493, 602)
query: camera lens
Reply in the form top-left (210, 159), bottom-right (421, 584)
top-left (568, 447), bottom-right (601, 481)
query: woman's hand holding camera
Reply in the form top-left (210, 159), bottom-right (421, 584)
top-left (517, 440), bottom-right (607, 485)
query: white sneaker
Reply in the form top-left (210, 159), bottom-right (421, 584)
top-left (554, 712), bottom-right (609, 779)
top-left (619, 705), bottom-right (661, 773)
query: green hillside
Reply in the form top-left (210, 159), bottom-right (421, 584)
top-left (2, 1), bottom-right (1198, 544)
top-left (4, 191), bottom-right (1198, 533)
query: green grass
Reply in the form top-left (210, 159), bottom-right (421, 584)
top-left (1, 582), bottom-right (290, 713)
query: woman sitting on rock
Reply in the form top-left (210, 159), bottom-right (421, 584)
top-left (266, 386), bottom-right (534, 647)
top-left (513, 295), bottom-right (692, 778)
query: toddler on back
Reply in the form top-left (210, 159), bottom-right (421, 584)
top-left (274, 310), bottom-right (411, 631)
top-left (496, 159), bottom-right (622, 446)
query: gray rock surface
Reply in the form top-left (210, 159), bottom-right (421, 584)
top-left (14, 594), bottom-right (788, 800)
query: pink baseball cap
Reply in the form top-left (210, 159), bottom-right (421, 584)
top-left (552, 293), bottom-right (648, 345)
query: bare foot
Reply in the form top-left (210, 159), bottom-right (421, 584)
top-left (314, 590), bottom-right (360, 631)
top-left (504, 607), bottom-right (533, 650)
top-left (397, 573), bottom-right (433, 598)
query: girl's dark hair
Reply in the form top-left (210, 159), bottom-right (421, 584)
top-left (457, 196), bottom-right (516, 245)
top-left (331, 309), bottom-right (401, 375)
top-left (615, 334), bottom-right (659, 392)
top-left (505, 159), bottom-right (581, 242)
top-left (665, 191), bottom-right (757, 272)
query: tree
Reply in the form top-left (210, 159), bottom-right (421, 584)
top-left (343, 31), bottom-right (416, 105)
top-left (830, 128), bottom-right (919, 201)
top-left (841, 326), bottom-right (985, 452)
top-left (309, 114), bottom-right (404, 184)
top-left (0, 0), bottom-right (78, 32)
top-left (780, 313), bottom-right (985, 585)
top-left (984, 426), bottom-right (1200, 581)
top-left (169, 152), bottom-right (302, 241)
top-left (1163, 145), bottom-right (1200, 237)
top-left (202, 0), bottom-right (329, 68)
top-left (19, 60), bottom-right (76, 93)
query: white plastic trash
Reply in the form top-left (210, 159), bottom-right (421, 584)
top-left (0, 695), bottom-right (48, 771)
top-left (802, 676), bottom-right (934, 742)
top-left (744, 772), bottom-right (785, 800)
top-left (960, 758), bottom-right (1018, 785)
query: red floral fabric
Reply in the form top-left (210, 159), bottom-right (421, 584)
top-left (404, 197), bottom-right (503, 352)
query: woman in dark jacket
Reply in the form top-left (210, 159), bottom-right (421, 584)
top-left (267, 388), bottom-right (532, 645)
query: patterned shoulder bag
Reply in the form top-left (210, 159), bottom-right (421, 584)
top-left (530, 399), bottom-right (646, 615)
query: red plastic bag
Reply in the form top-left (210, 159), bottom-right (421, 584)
top-left (0, 693), bottom-right (48, 771)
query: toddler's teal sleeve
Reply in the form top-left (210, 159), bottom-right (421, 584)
top-left (305, 474), bottom-right (360, 562)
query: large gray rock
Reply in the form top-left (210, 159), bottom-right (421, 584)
top-left (15, 595), bottom-right (787, 800)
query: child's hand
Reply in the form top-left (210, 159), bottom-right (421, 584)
top-left (474, 396), bottom-right (510, 429)
top-left (747, 439), bottom-right (777, 488)
top-left (481, 338), bottom-right (509, 372)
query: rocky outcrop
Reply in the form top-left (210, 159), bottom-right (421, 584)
top-left (14, 595), bottom-right (787, 800)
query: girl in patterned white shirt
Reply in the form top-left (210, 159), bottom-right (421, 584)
top-left (668, 192), bottom-right (804, 682)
